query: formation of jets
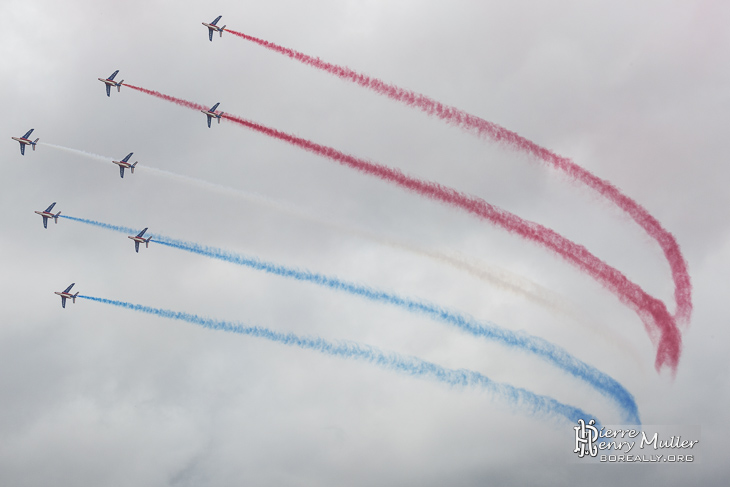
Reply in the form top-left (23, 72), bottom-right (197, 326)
top-left (12, 129), bottom-right (39, 155)
top-left (35, 203), bottom-right (153, 255)
top-left (98, 70), bottom-right (124, 97)
top-left (202, 15), bottom-right (226, 41)
top-left (55, 283), bottom-right (79, 309)
top-left (35, 202), bottom-right (61, 229)
top-left (112, 152), bottom-right (138, 178)
top-left (21, 17), bottom-right (235, 307)
top-left (201, 102), bottom-right (224, 128)
top-left (128, 228), bottom-right (152, 253)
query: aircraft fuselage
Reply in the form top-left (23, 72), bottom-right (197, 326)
top-left (202, 22), bottom-right (224, 32)
top-left (98, 78), bottom-right (121, 86)
top-left (11, 137), bottom-right (33, 145)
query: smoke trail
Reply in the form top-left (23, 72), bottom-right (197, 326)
top-left (60, 214), bottom-right (640, 424)
top-left (41, 142), bottom-right (303, 213)
top-left (77, 294), bottom-right (598, 426)
top-left (42, 142), bottom-right (584, 322)
top-left (46, 139), bottom-right (631, 347)
top-left (394, 243), bottom-right (574, 317)
top-left (409, 245), bottom-right (644, 365)
top-left (361, 232), bottom-right (643, 362)
top-left (123, 84), bottom-right (681, 374)
top-left (41, 142), bottom-right (110, 164)
top-left (224, 29), bottom-right (692, 329)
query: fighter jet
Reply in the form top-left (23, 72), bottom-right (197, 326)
top-left (112, 152), bottom-right (138, 178)
top-left (201, 102), bottom-right (224, 128)
top-left (35, 202), bottom-right (61, 229)
top-left (128, 228), bottom-right (152, 253)
top-left (55, 283), bottom-right (79, 309)
top-left (98, 70), bottom-right (124, 97)
top-left (202, 16), bottom-right (226, 41)
top-left (12, 129), bottom-right (39, 155)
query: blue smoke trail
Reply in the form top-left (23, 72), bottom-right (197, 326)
top-left (60, 214), bottom-right (640, 424)
top-left (78, 294), bottom-right (598, 426)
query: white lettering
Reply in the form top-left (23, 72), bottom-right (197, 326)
top-left (640, 432), bottom-right (658, 449)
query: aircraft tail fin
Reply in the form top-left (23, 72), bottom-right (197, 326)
top-left (32, 138), bottom-right (39, 150)
top-left (72, 292), bottom-right (79, 303)
top-left (118, 81), bottom-right (124, 92)
top-left (131, 161), bottom-right (138, 174)
top-left (145, 236), bottom-right (152, 248)
top-left (221, 26), bottom-right (226, 36)
top-left (218, 114), bottom-right (222, 124)
top-left (54, 211), bottom-right (61, 223)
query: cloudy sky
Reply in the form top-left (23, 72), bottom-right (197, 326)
top-left (1, 0), bottom-right (728, 485)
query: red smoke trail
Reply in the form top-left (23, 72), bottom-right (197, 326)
top-left (224, 29), bottom-right (692, 328)
top-left (123, 85), bottom-right (207, 111)
top-left (123, 83), bottom-right (682, 372)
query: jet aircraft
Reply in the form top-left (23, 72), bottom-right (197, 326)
top-left (202, 16), bottom-right (226, 41)
top-left (112, 152), bottom-right (138, 178)
top-left (128, 228), bottom-right (152, 253)
top-left (12, 129), bottom-right (39, 155)
top-left (98, 70), bottom-right (124, 97)
top-left (201, 102), bottom-right (224, 128)
top-left (55, 283), bottom-right (79, 309)
top-left (35, 202), bottom-right (61, 229)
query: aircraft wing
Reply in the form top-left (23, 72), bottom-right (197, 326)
top-left (134, 241), bottom-right (140, 253)
top-left (119, 166), bottom-right (125, 178)
top-left (210, 102), bottom-right (220, 111)
top-left (211, 15), bottom-right (222, 25)
top-left (61, 296), bottom-right (66, 308)
top-left (20, 144), bottom-right (25, 156)
top-left (63, 283), bottom-right (75, 293)
top-left (108, 70), bottom-right (119, 81)
top-left (106, 84), bottom-right (111, 97)
top-left (42, 216), bottom-right (48, 229)
top-left (136, 228), bottom-right (148, 238)
top-left (22, 129), bottom-right (34, 139)
top-left (209, 28), bottom-right (214, 41)
top-left (207, 115), bottom-right (212, 128)
top-left (122, 152), bottom-right (133, 163)
top-left (45, 202), bottom-right (57, 212)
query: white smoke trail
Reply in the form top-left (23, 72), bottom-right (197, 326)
top-left (41, 142), bottom-right (284, 209)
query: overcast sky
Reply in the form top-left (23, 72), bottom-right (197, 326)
top-left (1, 0), bottom-right (728, 485)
